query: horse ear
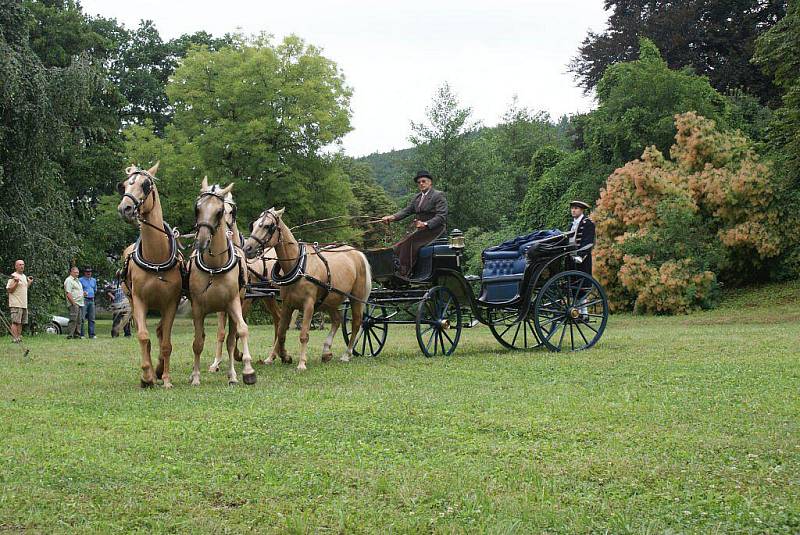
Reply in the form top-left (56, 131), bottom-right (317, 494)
top-left (220, 183), bottom-right (234, 196)
top-left (125, 164), bottom-right (136, 175)
top-left (147, 161), bottom-right (160, 176)
top-left (201, 176), bottom-right (209, 190)
top-left (275, 207), bottom-right (285, 218)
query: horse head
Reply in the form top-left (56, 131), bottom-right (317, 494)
top-left (243, 207), bottom-right (285, 259)
top-left (193, 177), bottom-right (233, 253)
top-left (117, 162), bottom-right (159, 224)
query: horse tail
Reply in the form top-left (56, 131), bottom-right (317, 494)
top-left (355, 251), bottom-right (372, 302)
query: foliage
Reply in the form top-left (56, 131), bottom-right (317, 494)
top-left (570, 0), bottom-right (787, 106)
top-left (518, 150), bottom-right (616, 231)
top-left (335, 157), bottom-right (399, 248)
top-left (593, 113), bottom-right (785, 313)
top-left (358, 147), bottom-right (418, 201)
top-left (586, 38), bottom-right (731, 164)
top-left (752, 0), bottom-right (800, 280)
top-left (0, 0), bottom-right (97, 317)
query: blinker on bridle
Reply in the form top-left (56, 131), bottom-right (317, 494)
top-left (118, 170), bottom-right (155, 213)
top-left (194, 186), bottom-right (227, 236)
top-left (249, 210), bottom-right (279, 254)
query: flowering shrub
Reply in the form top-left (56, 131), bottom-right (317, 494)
top-left (594, 112), bottom-right (784, 313)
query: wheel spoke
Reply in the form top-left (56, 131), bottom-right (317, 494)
top-left (569, 322), bottom-right (575, 351)
top-left (538, 315), bottom-right (562, 328)
top-left (544, 319), bottom-right (564, 342)
top-left (580, 321), bottom-right (599, 335)
top-left (556, 320), bottom-right (567, 351)
top-left (572, 278), bottom-right (586, 308)
top-left (360, 328), bottom-right (367, 356)
top-left (442, 328), bottom-right (455, 346)
top-left (511, 322), bottom-right (522, 346)
top-left (575, 322), bottom-right (590, 346)
top-left (425, 329), bottom-right (436, 355)
top-left (367, 329), bottom-right (375, 355)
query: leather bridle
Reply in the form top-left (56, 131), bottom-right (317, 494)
top-left (248, 210), bottom-right (280, 256)
top-left (119, 170), bottom-right (155, 215)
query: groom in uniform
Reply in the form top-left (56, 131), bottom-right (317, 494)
top-left (565, 200), bottom-right (595, 275)
top-left (381, 170), bottom-right (448, 278)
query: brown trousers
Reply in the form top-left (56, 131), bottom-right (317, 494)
top-left (393, 226), bottom-right (442, 277)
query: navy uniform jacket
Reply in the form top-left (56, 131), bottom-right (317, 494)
top-left (566, 215), bottom-right (595, 275)
top-left (392, 188), bottom-right (448, 236)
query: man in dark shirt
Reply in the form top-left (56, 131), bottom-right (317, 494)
top-left (381, 170), bottom-right (448, 278)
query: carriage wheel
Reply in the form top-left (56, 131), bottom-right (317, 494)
top-left (487, 306), bottom-right (540, 350)
top-left (342, 303), bottom-right (388, 357)
top-left (533, 270), bottom-right (608, 352)
top-left (415, 286), bottom-right (462, 357)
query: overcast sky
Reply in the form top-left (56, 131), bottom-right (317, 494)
top-left (80, 0), bottom-right (609, 157)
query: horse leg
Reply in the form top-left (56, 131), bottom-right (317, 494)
top-left (234, 299), bottom-right (250, 362)
top-left (267, 303), bottom-right (292, 365)
top-left (229, 299), bottom-right (256, 384)
top-left (321, 308), bottom-right (341, 363)
top-left (341, 300), bottom-right (365, 362)
top-left (190, 306), bottom-right (205, 386)
top-left (158, 303), bottom-right (177, 389)
top-left (132, 296), bottom-right (154, 387)
top-left (297, 300), bottom-right (315, 371)
top-left (225, 313), bottom-right (238, 385)
top-left (268, 298), bottom-right (289, 363)
top-left (155, 318), bottom-right (164, 380)
top-left (208, 312), bottom-right (226, 372)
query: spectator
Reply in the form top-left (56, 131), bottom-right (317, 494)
top-left (105, 279), bottom-right (131, 337)
top-left (64, 266), bottom-right (84, 339)
top-left (5, 259), bottom-right (33, 343)
top-left (79, 267), bottom-right (97, 339)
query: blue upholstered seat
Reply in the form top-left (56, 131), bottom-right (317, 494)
top-left (479, 229), bottom-right (560, 303)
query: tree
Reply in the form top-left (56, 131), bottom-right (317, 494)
top-left (1, 0), bottom-right (94, 316)
top-left (570, 0), bottom-right (787, 106)
top-left (586, 38), bottom-right (731, 164)
top-left (409, 83), bottom-right (478, 230)
top-left (131, 34), bottom-right (354, 238)
top-left (593, 113), bottom-right (784, 313)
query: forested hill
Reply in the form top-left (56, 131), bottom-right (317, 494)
top-left (357, 147), bottom-right (417, 200)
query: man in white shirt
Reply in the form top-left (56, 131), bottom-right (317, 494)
top-left (6, 260), bottom-right (33, 343)
top-left (63, 266), bottom-right (85, 339)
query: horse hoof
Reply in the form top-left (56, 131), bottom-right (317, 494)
top-left (163, 382), bottom-right (174, 389)
top-left (208, 365), bottom-right (219, 372)
top-left (256, 359), bottom-right (266, 365)
top-left (297, 363), bottom-right (307, 371)
top-left (228, 380), bottom-right (238, 386)
top-left (321, 352), bottom-right (333, 363)
top-left (282, 356), bottom-right (293, 364)
top-left (339, 355), bottom-right (350, 363)
top-left (140, 379), bottom-right (155, 389)
top-left (243, 373), bottom-right (256, 385)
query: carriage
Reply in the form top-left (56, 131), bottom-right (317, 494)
top-left (334, 229), bottom-right (610, 358)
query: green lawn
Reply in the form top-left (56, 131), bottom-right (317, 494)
top-left (1, 282), bottom-right (798, 533)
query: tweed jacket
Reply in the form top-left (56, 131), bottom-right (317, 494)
top-left (392, 188), bottom-right (448, 235)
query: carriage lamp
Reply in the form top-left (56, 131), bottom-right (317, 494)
top-left (449, 229), bottom-right (465, 250)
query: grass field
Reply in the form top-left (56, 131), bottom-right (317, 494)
top-left (1, 282), bottom-right (798, 533)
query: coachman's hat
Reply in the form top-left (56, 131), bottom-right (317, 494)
top-left (414, 170), bottom-right (433, 183)
top-left (570, 200), bottom-right (590, 210)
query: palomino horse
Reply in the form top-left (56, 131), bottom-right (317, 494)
top-left (188, 179), bottom-right (256, 385)
top-left (243, 208), bottom-right (372, 371)
top-left (208, 192), bottom-right (281, 372)
top-left (117, 163), bottom-right (183, 388)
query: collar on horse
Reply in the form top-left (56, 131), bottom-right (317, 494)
top-left (271, 243), bottom-right (307, 285)
top-left (131, 222), bottom-right (180, 273)
top-left (194, 237), bottom-right (239, 276)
